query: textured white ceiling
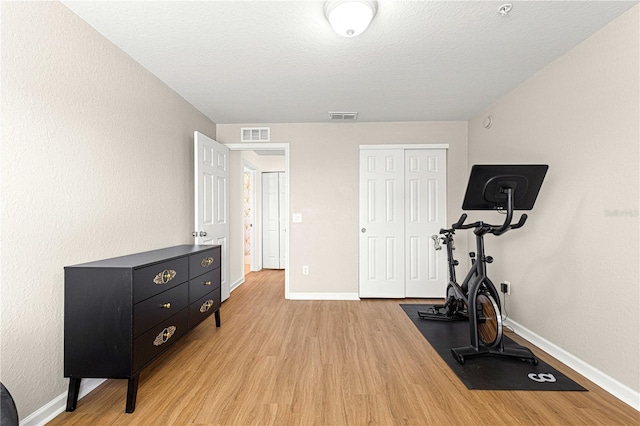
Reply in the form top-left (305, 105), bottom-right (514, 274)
top-left (61, 1), bottom-right (637, 124)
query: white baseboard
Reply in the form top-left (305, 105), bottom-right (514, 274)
top-left (21, 378), bottom-right (105, 426)
top-left (230, 277), bottom-right (244, 293)
top-left (287, 292), bottom-right (360, 300)
top-left (506, 318), bottom-right (640, 411)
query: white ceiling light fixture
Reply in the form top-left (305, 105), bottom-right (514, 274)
top-left (324, 0), bottom-right (378, 38)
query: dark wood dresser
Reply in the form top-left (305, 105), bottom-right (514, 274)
top-left (64, 245), bottom-right (221, 413)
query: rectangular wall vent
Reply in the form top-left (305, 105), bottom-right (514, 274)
top-left (329, 112), bottom-right (358, 120)
top-left (241, 127), bottom-right (270, 142)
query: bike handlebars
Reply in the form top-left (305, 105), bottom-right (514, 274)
top-left (510, 213), bottom-right (528, 230)
top-left (450, 211), bottom-right (528, 236)
top-left (453, 213), bottom-right (468, 229)
top-left (448, 186), bottom-right (528, 236)
top-left (436, 214), bottom-right (467, 235)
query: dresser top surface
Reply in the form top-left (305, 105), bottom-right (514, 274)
top-left (65, 245), bottom-right (220, 269)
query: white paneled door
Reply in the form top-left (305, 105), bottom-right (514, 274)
top-left (262, 171), bottom-right (287, 269)
top-left (194, 131), bottom-right (230, 301)
top-left (404, 149), bottom-right (447, 297)
top-left (358, 150), bottom-right (406, 298)
top-left (359, 147), bottom-right (447, 298)
top-left (278, 172), bottom-right (287, 268)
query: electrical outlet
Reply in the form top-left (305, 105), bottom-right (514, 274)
top-left (302, 265), bottom-right (309, 275)
top-left (501, 281), bottom-right (511, 295)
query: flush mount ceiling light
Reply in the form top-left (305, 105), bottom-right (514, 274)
top-left (324, 0), bottom-right (378, 38)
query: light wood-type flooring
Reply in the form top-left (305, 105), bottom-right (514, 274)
top-left (49, 269), bottom-right (639, 425)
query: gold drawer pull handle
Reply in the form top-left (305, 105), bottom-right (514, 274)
top-left (160, 303), bottom-right (171, 309)
top-left (153, 326), bottom-right (176, 346)
top-left (153, 269), bottom-right (176, 285)
top-left (200, 257), bottom-right (214, 268)
top-left (204, 281), bottom-right (212, 286)
top-left (199, 299), bottom-right (214, 313)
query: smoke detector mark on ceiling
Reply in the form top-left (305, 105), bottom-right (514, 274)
top-left (498, 4), bottom-right (513, 16)
top-left (329, 112), bottom-right (358, 120)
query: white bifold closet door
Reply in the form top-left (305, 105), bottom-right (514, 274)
top-left (359, 148), bottom-right (447, 298)
top-left (262, 171), bottom-right (287, 269)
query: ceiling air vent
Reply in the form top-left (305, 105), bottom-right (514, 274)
top-left (241, 127), bottom-right (270, 142)
top-left (329, 112), bottom-right (358, 120)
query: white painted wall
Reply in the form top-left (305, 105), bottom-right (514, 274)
top-left (468, 6), bottom-right (639, 393)
top-left (0, 2), bottom-right (217, 419)
top-left (217, 122), bottom-right (469, 295)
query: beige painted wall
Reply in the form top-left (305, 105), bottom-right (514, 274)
top-left (0, 2), bottom-right (217, 419)
top-left (258, 155), bottom-right (286, 172)
top-left (468, 6), bottom-right (639, 392)
top-left (217, 122), bottom-right (469, 295)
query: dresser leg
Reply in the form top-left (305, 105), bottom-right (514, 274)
top-left (215, 309), bottom-right (221, 327)
top-left (125, 375), bottom-right (139, 413)
top-left (66, 378), bottom-right (81, 411)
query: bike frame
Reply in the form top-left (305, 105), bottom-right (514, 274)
top-left (446, 229), bottom-right (502, 351)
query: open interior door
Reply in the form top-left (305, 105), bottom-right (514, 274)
top-left (194, 131), bottom-right (230, 301)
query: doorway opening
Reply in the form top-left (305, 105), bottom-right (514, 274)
top-left (243, 164), bottom-right (256, 275)
top-left (226, 143), bottom-right (291, 299)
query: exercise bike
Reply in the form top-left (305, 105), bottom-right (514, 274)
top-left (419, 164), bottom-right (548, 365)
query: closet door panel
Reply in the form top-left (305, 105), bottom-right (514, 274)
top-left (405, 149), bottom-right (447, 297)
top-left (359, 150), bottom-right (405, 298)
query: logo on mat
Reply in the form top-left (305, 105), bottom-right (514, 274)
top-left (528, 373), bottom-right (556, 383)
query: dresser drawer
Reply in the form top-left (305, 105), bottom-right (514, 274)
top-left (189, 247), bottom-right (220, 279)
top-left (133, 309), bottom-right (188, 372)
top-left (133, 283), bottom-right (188, 337)
top-left (65, 245), bottom-right (223, 414)
top-left (133, 257), bottom-right (189, 303)
top-left (189, 289), bottom-right (221, 329)
top-left (189, 269), bottom-right (220, 302)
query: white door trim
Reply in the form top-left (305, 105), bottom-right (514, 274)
top-left (359, 144), bottom-right (449, 150)
top-left (224, 143), bottom-right (291, 299)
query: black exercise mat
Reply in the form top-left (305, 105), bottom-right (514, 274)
top-left (401, 304), bottom-right (587, 391)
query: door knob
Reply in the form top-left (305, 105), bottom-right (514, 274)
top-left (361, 228), bottom-right (366, 233)
top-left (199, 231), bottom-right (207, 237)
top-left (192, 231), bottom-right (198, 237)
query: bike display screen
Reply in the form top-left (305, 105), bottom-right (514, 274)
top-left (462, 164), bottom-right (548, 211)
